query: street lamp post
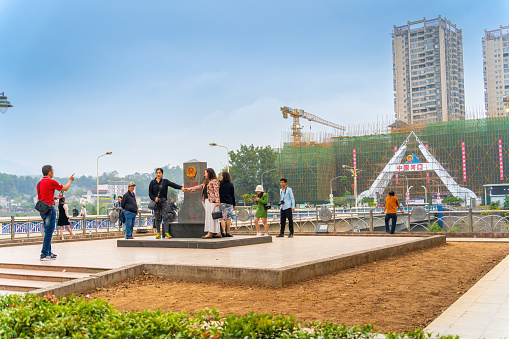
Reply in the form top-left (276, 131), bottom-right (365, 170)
top-left (209, 143), bottom-right (229, 172)
top-left (97, 152), bottom-right (112, 215)
top-left (0, 92), bottom-right (13, 114)
top-left (406, 185), bottom-right (413, 205)
top-left (329, 175), bottom-right (343, 205)
top-left (261, 168), bottom-right (277, 188)
top-left (342, 165), bottom-right (363, 208)
top-left (430, 179), bottom-right (441, 203)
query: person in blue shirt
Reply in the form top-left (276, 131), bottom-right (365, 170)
top-left (276, 178), bottom-right (296, 238)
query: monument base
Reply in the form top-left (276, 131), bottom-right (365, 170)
top-left (168, 222), bottom-right (206, 238)
top-left (117, 235), bottom-right (272, 249)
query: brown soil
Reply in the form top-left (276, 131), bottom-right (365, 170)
top-left (88, 242), bottom-right (509, 333)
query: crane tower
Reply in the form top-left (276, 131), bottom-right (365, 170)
top-left (280, 106), bottom-right (345, 143)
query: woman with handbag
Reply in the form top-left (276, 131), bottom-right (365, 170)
top-left (186, 168), bottom-right (221, 238)
top-left (253, 185), bottom-right (269, 236)
top-left (57, 197), bottom-right (74, 240)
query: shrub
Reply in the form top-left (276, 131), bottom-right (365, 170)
top-left (0, 294), bottom-right (459, 338)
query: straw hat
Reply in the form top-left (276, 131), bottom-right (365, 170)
top-left (255, 185), bottom-right (264, 192)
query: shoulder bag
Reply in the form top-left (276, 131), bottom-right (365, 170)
top-left (148, 181), bottom-right (162, 210)
top-left (34, 181), bottom-right (51, 214)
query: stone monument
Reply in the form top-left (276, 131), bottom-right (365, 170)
top-left (169, 159), bottom-right (207, 238)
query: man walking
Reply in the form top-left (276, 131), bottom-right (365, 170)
top-left (277, 178), bottom-right (295, 238)
top-left (37, 165), bottom-right (74, 260)
top-left (382, 191), bottom-right (404, 234)
top-left (121, 182), bottom-right (138, 239)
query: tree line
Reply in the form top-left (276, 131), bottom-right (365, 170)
top-left (0, 165), bottom-right (183, 199)
top-left (1, 144), bottom-right (281, 207)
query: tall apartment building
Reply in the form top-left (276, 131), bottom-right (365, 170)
top-left (392, 16), bottom-right (465, 124)
top-left (483, 25), bottom-right (509, 117)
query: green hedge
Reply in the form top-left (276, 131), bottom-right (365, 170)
top-left (0, 294), bottom-right (458, 338)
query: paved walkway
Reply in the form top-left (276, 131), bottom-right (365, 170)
top-left (425, 238), bottom-right (509, 338)
top-left (1, 235), bottom-right (509, 337)
top-left (0, 235), bottom-right (422, 269)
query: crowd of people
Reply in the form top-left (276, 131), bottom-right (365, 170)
top-left (35, 163), bottom-right (309, 261)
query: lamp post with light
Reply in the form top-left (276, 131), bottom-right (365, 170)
top-left (342, 165), bottom-right (363, 208)
top-left (329, 175), bottom-right (343, 205)
top-left (0, 92), bottom-right (13, 114)
top-left (97, 152), bottom-right (112, 215)
top-left (209, 143), bottom-right (229, 172)
top-left (430, 179), bottom-right (441, 203)
top-left (261, 168), bottom-right (277, 188)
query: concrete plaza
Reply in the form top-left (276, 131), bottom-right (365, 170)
top-left (0, 235), bottom-right (508, 337)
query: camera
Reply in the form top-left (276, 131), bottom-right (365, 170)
top-left (278, 200), bottom-right (284, 207)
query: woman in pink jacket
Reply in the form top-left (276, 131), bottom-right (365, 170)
top-left (187, 168), bottom-right (221, 238)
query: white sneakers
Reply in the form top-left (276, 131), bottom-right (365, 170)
top-left (256, 233), bottom-right (262, 236)
top-left (264, 233), bottom-right (269, 236)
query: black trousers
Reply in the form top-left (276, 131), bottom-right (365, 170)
top-left (280, 208), bottom-right (294, 235)
top-left (154, 199), bottom-right (170, 236)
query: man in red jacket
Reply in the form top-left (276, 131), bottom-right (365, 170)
top-left (37, 165), bottom-right (74, 260)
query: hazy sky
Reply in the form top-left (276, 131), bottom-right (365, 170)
top-left (1, 0), bottom-right (507, 177)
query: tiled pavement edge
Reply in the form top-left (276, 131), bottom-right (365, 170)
top-left (425, 239), bottom-right (509, 339)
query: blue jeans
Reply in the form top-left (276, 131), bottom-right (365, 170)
top-left (385, 213), bottom-right (397, 234)
top-left (40, 207), bottom-right (57, 256)
top-left (124, 211), bottom-right (136, 239)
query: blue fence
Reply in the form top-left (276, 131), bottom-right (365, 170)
top-left (0, 214), bottom-right (154, 238)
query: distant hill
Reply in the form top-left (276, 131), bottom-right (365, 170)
top-left (0, 165), bottom-right (184, 199)
top-left (0, 158), bottom-right (39, 176)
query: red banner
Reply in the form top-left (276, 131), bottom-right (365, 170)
top-left (425, 144), bottom-right (429, 183)
top-left (461, 141), bottom-right (466, 182)
top-left (499, 139), bottom-right (504, 181)
top-left (353, 149), bottom-right (356, 170)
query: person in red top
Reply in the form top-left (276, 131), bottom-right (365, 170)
top-left (37, 165), bottom-right (74, 261)
top-left (382, 191), bottom-right (404, 234)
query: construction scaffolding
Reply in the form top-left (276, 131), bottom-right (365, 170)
top-left (276, 132), bottom-right (334, 203)
top-left (276, 117), bottom-right (509, 204)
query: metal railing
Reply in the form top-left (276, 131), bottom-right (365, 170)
top-left (0, 211), bottom-right (154, 241)
top-left (230, 206), bottom-right (509, 234)
top-left (3, 206), bottom-right (508, 241)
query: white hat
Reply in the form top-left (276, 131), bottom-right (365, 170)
top-left (255, 185), bottom-right (264, 192)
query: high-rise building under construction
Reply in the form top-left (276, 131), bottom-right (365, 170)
top-left (392, 16), bottom-right (465, 124)
top-left (483, 25), bottom-right (509, 117)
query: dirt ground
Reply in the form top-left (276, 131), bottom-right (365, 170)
top-left (88, 242), bottom-right (509, 333)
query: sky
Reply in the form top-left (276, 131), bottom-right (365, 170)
top-left (0, 0), bottom-right (508, 177)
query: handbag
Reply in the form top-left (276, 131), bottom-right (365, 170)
top-left (264, 202), bottom-right (272, 210)
top-left (147, 200), bottom-right (157, 210)
top-left (212, 206), bottom-right (222, 220)
top-left (34, 181), bottom-right (51, 214)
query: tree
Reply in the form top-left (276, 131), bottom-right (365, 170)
top-left (361, 196), bottom-right (375, 207)
top-left (229, 145), bottom-right (279, 205)
top-left (504, 195), bottom-right (509, 210)
top-left (442, 195), bottom-right (464, 205)
top-left (240, 193), bottom-right (256, 206)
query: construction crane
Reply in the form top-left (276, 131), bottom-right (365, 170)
top-left (280, 106), bottom-right (345, 143)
